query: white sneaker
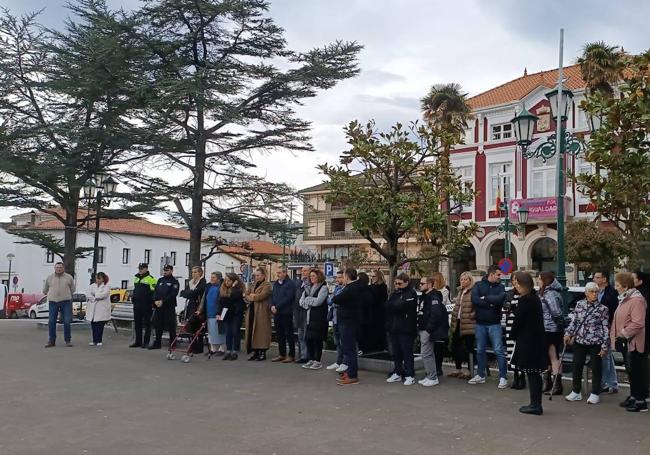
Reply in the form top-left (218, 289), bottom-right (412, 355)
top-left (420, 378), bottom-right (439, 387)
top-left (386, 373), bottom-right (402, 383)
top-left (403, 376), bottom-right (416, 386)
top-left (309, 361), bottom-right (323, 370)
top-left (88, 342), bottom-right (95, 346)
top-left (302, 360), bottom-right (315, 369)
top-left (326, 362), bottom-right (339, 370)
top-left (468, 375), bottom-right (486, 384)
top-left (336, 363), bottom-right (348, 373)
top-left (96, 342), bottom-right (103, 347)
top-left (498, 378), bottom-right (508, 389)
top-left (565, 391), bottom-right (582, 402)
top-left (587, 393), bottom-right (600, 404)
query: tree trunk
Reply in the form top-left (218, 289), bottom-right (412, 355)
top-left (63, 203), bottom-right (79, 277)
top-left (189, 109), bottom-right (206, 275)
top-left (386, 237), bottom-right (399, 293)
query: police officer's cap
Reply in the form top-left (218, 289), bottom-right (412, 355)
top-left (163, 264), bottom-right (173, 271)
top-left (138, 262), bottom-right (149, 269)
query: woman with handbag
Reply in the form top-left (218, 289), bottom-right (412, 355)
top-left (564, 282), bottom-right (610, 405)
top-left (299, 269), bottom-right (330, 370)
top-left (612, 272), bottom-right (648, 412)
top-left (537, 271), bottom-right (564, 396)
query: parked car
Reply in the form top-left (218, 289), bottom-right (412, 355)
top-left (6, 293), bottom-right (45, 319)
top-left (0, 284), bottom-right (8, 318)
top-left (110, 288), bottom-right (132, 304)
top-left (29, 293), bottom-right (87, 319)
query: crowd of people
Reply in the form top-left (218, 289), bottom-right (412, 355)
top-left (42, 261), bottom-right (649, 415)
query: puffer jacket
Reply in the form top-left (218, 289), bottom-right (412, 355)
top-left (450, 285), bottom-right (475, 336)
top-left (540, 279), bottom-right (563, 333)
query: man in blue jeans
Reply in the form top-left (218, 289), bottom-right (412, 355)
top-left (43, 262), bottom-right (75, 348)
top-left (332, 268), bottom-right (363, 386)
top-left (326, 270), bottom-right (346, 372)
top-left (469, 265), bottom-right (508, 389)
top-left (593, 271), bottom-right (620, 393)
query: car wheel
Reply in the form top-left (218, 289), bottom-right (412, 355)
top-left (29, 311), bottom-right (36, 319)
top-left (10, 311), bottom-right (18, 319)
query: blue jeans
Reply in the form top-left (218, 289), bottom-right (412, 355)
top-left (334, 324), bottom-right (344, 365)
top-left (601, 349), bottom-right (619, 389)
top-left (297, 327), bottom-right (308, 361)
top-left (339, 322), bottom-right (358, 379)
top-left (475, 323), bottom-right (507, 379)
top-left (48, 300), bottom-right (72, 343)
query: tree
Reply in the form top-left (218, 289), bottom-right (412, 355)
top-left (566, 220), bottom-right (634, 276)
top-left (126, 0), bottom-right (362, 270)
top-left (577, 41), bottom-right (625, 97)
top-left (0, 1), bottom-right (152, 274)
top-left (575, 50), bottom-right (650, 252)
top-left (319, 120), bottom-right (477, 289)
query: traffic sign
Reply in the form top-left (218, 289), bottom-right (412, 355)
top-left (324, 262), bottom-right (334, 278)
top-left (12, 276), bottom-right (18, 285)
top-left (498, 258), bottom-right (514, 274)
top-left (240, 264), bottom-right (251, 281)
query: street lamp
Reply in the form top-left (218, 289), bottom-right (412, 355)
top-left (6, 253), bottom-right (15, 292)
top-left (496, 200), bottom-right (529, 261)
top-left (83, 173), bottom-right (117, 285)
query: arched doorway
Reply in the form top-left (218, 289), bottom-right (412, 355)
top-left (451, 245), bottom-right (477, 290)
top-left (489, 239), bottom-right (517, 267)
top-left (531, 238), bottom-right (557, 272)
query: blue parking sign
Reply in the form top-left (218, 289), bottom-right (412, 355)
top-left (324, 262), bottom-right (334, 278)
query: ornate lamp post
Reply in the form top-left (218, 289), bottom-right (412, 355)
top-left (6, 253), bottom-right (15, 292)
top-left (496, 200), bottom-right (529, 261)
top-left (83, 174), bottom-right (118, 284)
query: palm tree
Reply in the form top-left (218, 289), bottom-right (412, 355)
top-left (577, 41), bottom-right (625, 97)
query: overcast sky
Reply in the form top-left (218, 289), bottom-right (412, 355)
top-left (2, 0), bottom-right (649, 221)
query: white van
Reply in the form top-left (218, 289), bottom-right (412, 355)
top-left (0, 284), bottom-right (7, 318)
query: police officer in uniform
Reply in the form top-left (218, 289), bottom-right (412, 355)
top-left (149, 264), bottom-right (180, 349)
top-left (130, 263), bottom-right (157, 348)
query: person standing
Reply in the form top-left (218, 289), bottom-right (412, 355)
top-left (469, 265), bottom-right (508, 389)
top-left (220, 273), bottom-right (245, 360)
top-left (370, 270), bottom-right (388, 353)
top-left (86, 272), bottom-right (111, 347)
top-left (244, 267), bottom-right (273, 361)
top-left (181, 266), bottom-right (207, 318)
top-left (299, 269), bottom-right (329, 370)
top-left (386, 273), bottom-right (418, 386)
top-left (564, 282), bottom-right (609, 404)
top-left (199, 272), bottom-right (224, 355)
top-left (611, 272), bottom-right (648, 412)
top-left (326, 270), bottom-right (346, 372)
top-left (150, 264), bottom-right (180, 349)
top-left (537, 271), bottom-right (564, 396)
top-left (130, 263), bottom-right (157, 348)
top-left (293, 266), bottom-right (312, 363)
top-left (430, 272), bottom-right (450, 377)
top-left (44, 262), bottom-right (75, 348)
top-left (332, 269), bottom-right (363, 386)
top-left (271, 268), bottom-right (297, 363)
top-left (449, 272), bottom-right (475, 380)
top-left (593, 271), bottom-right (620, 394)
top-left (417, 276), bottom-right (445, 387)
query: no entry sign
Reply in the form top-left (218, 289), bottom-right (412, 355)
top-left (498, 258), bottom-right (514, 274)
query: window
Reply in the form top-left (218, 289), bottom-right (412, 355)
top-left (452, 165), bottom-right (474, 210)
top-left (185, 252), bottom-right (190, 266)
top-left (307, 195), bottom-right (326, 212)
top-left (46, 250), bottom-right (55, 263)
top-left (529, 155), bottom-right (557, 198)
top-left (121, 280), bottom-right (128, 289)
top-left (307, 220), bottom-right (326, 237)
top-left (489, 162), bottom-right (513, 208)
top-left (122, 248), bottom-right (130, 264)
top-left (184, 279), bottom-right (190, 289)
top-left (331, 218), bottom-right (346, 233)
top-left (170, 251), bottom-right (176, 266)
top-left (144, 249), bottom-right (151, 264)
top-left (97, 247), bottom-right (106, 264)
top-left (491, 123), bottom-right (513, 141)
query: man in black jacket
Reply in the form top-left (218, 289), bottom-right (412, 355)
top-left (150, 264), bottom-right (180, 349)
top-left (593, 271), bottom-right (620, 393)
top-left (385, 272), bottom-right (418, 386)
top-left (417, 276), bottom-right (448, 387)
top-left (332, 268), bottom-right (363, 386)
top-left (470, 265), bottom-right (508, 388)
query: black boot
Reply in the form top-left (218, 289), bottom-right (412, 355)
top-left (542, 371), bottom-right (553, 393)
top-left (550, 374), bottom-right (563, 396)
top-left (248, 351), bottom-right (259, 361)
top-left (257, 350), bottom-right (267, 361)
top-left (147, 340), bottom-right (162, 350)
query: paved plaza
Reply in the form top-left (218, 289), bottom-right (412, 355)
top-left (0, 320), bottom-right (648, 455)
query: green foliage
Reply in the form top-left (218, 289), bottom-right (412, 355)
top-left (575, 50), bottom-right (650, 246)
top-left (577, 41), bottom-right (625, 96)
top-left (566, 220), bottom-right (634, 275)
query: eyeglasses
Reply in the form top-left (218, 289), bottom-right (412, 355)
top-left (419, 281), bottom-right (427, 285)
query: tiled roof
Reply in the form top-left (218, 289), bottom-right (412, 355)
top-left (467, 64), bottom-right (586, 110)
top-left (298, 182), bottom-right (330, 193)
top-left (220, 240), bottom-right (283, 256)
top-left (30, 217), bottom-right (190, 240)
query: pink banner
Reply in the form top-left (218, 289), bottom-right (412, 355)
top-left (510, 197), bottom-right (558, 220)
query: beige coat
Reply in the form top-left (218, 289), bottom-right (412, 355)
top-left (611, 290), bottom-right (646, 353)
top-left (43, 273), bottom-right (75, 302)
top-left (245, 280), bottom-right (273, 351)
top-left (449, 284), bottom-right (476, 336)
top-left (86, 283), bottom-right (111, 322)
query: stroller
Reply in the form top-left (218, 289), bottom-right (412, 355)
top-left (166, 312), bottom-right (206, 363)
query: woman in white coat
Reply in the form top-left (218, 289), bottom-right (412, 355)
top-left (87, 272), bottom-right (111, 346)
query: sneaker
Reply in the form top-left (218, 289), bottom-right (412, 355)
top-left (301, 360), bottom-right (315, 369)
top-left (337, 377), bottom-right (359, 386)
top-left (403, 377), bottom-right (416, 386)
top-left (65, 342), bottom-right (73, 347)
top-left (498, 378), bottom-right (508, 389)
top-left (565, 391), bottom-right (582, 402)
top-left (96, 343), bottom-right (103, 347)
top-left (420, 378), bottom-right (439, 387)
top-left (620, 396), bottom-right (635, 408)
top-left (386, 373), bottom-right (402, 383)
top-left (326, 362), bottom-right (340, 370)
top-left (309, 361), bottom-right (323, 370)
top-left (336, 364), bottom-right (349, 373)
top-left (468, 375), bottom-right (486, 385)
top-left (44, 342), bottom-right (55, 348)
top-left (281, 357), bottom-right (294, 363)
top-left (626, 400), bottom-right (649, 412)
top-left (89, 342), bottom-right (96, 346)
top-left (600, 386), bottom-right (619, 394)
top-left (587, 393), bottom-right (600, 404)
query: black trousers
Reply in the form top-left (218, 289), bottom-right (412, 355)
top-left (91, 321), bottom-right (105, 344)
top-left (153, 307), bottom-right (176, 345)
top-left (274, 313), bottom-right (295, 358)
top-left (571, 343), bottom-right (602, 395)
top-left (434, 341), bottom-right (446, 376)
top-left (629, 351), bottom-right (649, 400)
top-left (133, 302), bottom-right (152, 346)
top-left (527, 373), bottom-right (543, 408)
top-left (452, 325), bottom-right (475, 370)
top-left (306, 337), bottom-right (323, 362)
top-left (391, 333), bottom-right (415, 378)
